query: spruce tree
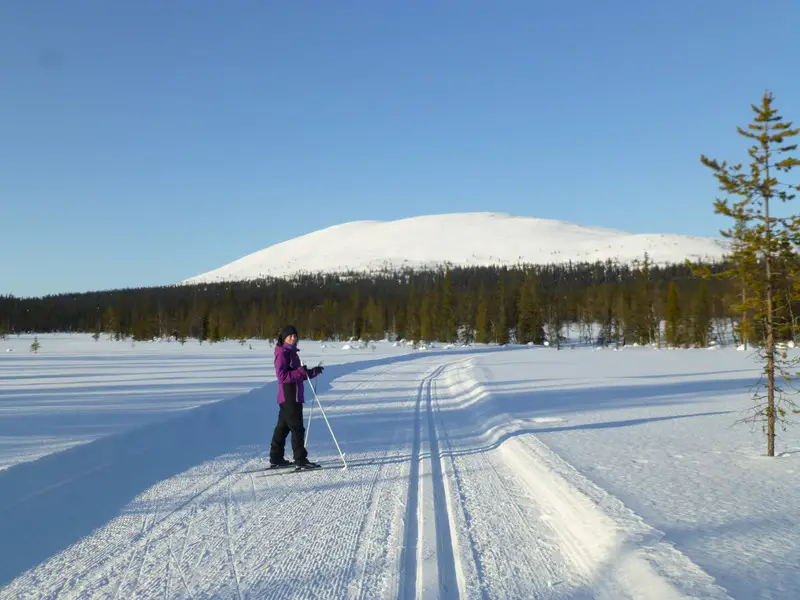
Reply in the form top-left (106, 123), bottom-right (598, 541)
top-left (545, 293), bottom-right (564, 349)
top-left (405, 281), bottom-right (420, 341)
top-left (517, 268), bottom-right (544, 344)
top-left (475, 283), bottom-right (490, 344)
top-left (631, 254), bottom-right (657, 345)
top-left (691, 281), bottom-right (712, 347)
top-left (440, 268), bottom-right (457, 342)
top-left (349, 289), bottom-right (361, 340)
top-left (420, 295), bottom-right (433, 341)
top-left (103, 306), bottom-right (119, 340)
top-left (698, 91), bottom-right (800, 456)
top-left (460, 290), bottom-right (476, 344)
top-left (613, 291), bottom-right (627, 347)
top-left (665, 281), bottom-right (683, 347)
top-left (363, 296), bottom-right (385, 340)
top-left (495, 277), bottom-right (509, 344)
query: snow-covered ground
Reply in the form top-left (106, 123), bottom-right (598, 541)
top-left (0, 334), bottom-right (411, 471)
top-left (1, 334), bottom-right (798, 599)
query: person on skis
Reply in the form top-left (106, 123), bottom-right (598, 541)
top-left (270, 325), bottom-right (324, 469)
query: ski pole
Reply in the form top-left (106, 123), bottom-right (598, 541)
top-left (304, 361), bottom-right (322, 445)
top-left (303, 366), bottom-right (348, 469)
top-left (305, 377), bottom-right (315, 445)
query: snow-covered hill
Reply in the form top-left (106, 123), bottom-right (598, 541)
top-left (182, 212), bottom-right (728, 284)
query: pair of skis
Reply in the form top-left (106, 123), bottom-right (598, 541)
top-left (241, 462), bottom-right (324, 476)
top-left (270, 461), bottom-right (323, 474)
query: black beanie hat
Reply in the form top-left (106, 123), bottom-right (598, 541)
top-left (278, 325), bottom-right (298, 344)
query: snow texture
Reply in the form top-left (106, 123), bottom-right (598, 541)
top-left (180, 213), bottom-right (728, 285)
top-left (1, 334), bottom-right (798, 599)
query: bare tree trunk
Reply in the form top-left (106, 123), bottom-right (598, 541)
top-left (742, 284), bottom-right (748, 350)
top-left (765, 143), bottom-right (776, 457)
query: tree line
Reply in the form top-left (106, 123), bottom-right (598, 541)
top-left (0, 257), bottom-right (754, 348)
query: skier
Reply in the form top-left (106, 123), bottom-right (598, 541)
top-left (270, 325), bottom-right (324, 469)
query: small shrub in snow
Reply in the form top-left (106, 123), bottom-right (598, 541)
top-left (30, 337), bottom-right (41, 353)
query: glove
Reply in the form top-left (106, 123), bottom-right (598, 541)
top-left (317, 365), bottom-right (325, 374)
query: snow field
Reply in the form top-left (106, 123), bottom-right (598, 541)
top-left (2, 335), bottom-right (799, 599)
top-left (419, 359), bottom-right (731, 599)
top-left (0, 334), bottom-right (412, 471)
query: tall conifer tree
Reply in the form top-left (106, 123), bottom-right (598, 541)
top-left (698, 91), bottom-right (800, 456)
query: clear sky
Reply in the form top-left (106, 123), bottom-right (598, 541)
top-left (2, 1), bottom-right (798, 298)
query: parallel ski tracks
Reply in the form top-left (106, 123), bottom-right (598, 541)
top-left (3, 355), bottom-right (735, 600)
top-left (397, 360), bottom-right (586, 599)
top-left (4, 357), bottom-right (597, 599)
top-left (398, 363), bottom-right (464, 600)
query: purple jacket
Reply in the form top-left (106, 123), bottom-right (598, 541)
top-left (274, 343), bottom-right (321, 404)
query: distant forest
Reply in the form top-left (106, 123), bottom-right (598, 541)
top-left (0, 256), bottom-right (777, 348)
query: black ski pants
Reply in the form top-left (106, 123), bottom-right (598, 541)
top-left (270, 398), bottom-right (307, 462)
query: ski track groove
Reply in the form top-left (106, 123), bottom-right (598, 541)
top-left (346, 436), bottom-right (395, 600)
top-left (430, 375), bottom-right (490, 600)
top-left (114, 493), bottom-right (160, 600)
top-left (168, 535), bottom-right (193, 600)
top-left (162, 538), bottom-right (171, 600)
top-left (398, 377), bottom-right (425, 600)
top-left (110, 509), bottom-right (151, 600)
top-left (179, 502), bottom-right (197, 564)
top-left (129, 493), bottom-right (160, 598)
top-left (423, 373), bottom-right (460, 599)
top-left (396, 363), bottom-right (457, 600)
top-left (224, 474), bottom-right (244, 600)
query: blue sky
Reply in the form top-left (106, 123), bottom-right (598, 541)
top-left (2, 1), bottom-right (798, 297)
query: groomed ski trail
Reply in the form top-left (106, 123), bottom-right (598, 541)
top-left (1, 354), bottom-right (732, 599)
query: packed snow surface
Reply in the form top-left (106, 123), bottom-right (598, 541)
top-left (181, 213), bottom-right (728, 284)
top-left (2, 334), bottom-right (798, 599)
